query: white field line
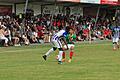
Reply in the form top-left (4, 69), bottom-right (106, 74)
top-left (0, 48), bottom-right (40, 54)
top-left (0, 43), bottom-right (112, 54)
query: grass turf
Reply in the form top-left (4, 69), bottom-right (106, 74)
top-left (0, 42), bottom-right (120, 80)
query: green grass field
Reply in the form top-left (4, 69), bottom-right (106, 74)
top-left (0, 41), bottom-right (120, 80)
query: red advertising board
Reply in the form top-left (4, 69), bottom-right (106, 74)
top-left (57, 0), bottom-right (80, 2)
top-left (80, 0), bottom-right (100, 4)
top-left (0, 5), bottom-right (12, 15)
top-left (101, 0), bottom-right (118, 5)
top-left (57, 0), bottom-right (120, 5)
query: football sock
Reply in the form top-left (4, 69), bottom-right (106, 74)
top-left (45, 48), bottom-right (54, 56)
top-left (70, 51), bottom-right (74, 59)
top-left (113, 43), bottom-right (116, 49)
top-left (58, 51), bottom-right (63, 61)
top-left (117, 43), bottom-right (119, 49)
top-left (62, 52), bottom-right (66, 59)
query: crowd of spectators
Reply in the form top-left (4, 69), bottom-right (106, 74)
top-left (0, 14), bottom-right (113, 47)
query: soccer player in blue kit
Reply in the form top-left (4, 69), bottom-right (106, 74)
top-left (42, 27), bottom-right (69, 64)
top-left (112, 21), bottom-right (120, 50)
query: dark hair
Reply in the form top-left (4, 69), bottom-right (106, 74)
top-left (65, 26), bottom-right (70, 33)
top-left (58, 25), bottom-right (63, 30)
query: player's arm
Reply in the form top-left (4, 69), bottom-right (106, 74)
top-left (61, 36), bottom-right (69, 50)
top-left (112, 31), bottom-right (114, 37)
top-left (70, 34), bottom-right (76, 44)
top-left (112, 28), bottom-right (114, 36)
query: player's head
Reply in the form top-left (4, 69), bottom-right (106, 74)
top-left (65, 26), bottom-right (70, 33)
top-left (58, 26), bottom-right (63, 30)
top-left (113, 20), bottom-right (118, 27)
top-left (69, 27), bottom-right (75, 34)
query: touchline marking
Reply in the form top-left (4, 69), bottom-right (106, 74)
top-left (0, 43), bottom-right (112, 53)
top-left (78, 43), bottom-right (112, 47)
top-left (0, 48), bottom-right (40, 54)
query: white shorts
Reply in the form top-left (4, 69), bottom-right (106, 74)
top-left (64, 44), bottom-right (75, 50)
top-left (113, 37), bottom-right (119, 43)
top-left (51, 39), bottom-right (62, 48)
top-left (0, 36), bottom-right (8, 43)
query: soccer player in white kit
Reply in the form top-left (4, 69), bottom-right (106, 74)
top-left (42, 27), bottom-right (69, 64)
top-left (112, 25), bottom-right (120, 50)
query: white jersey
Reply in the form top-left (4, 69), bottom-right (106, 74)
top-left (112, 26), bottom-right (120, 43)
top-left (52, 30), bottom-right (67, 41)
top-left (112, 26), bottom-right (120, 38)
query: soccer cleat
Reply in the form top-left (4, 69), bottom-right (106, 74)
top-left (43, 55), bottom-right (47, 61)
top-left (58, 61), bottom-right (62, 64)
top-left (68, 59), bottom-right (72, 63)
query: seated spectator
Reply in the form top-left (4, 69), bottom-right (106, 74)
top-left (43, 28), bottom-right (49, 43)
top-left (103, 27), bottom-right (112, 39)
top-left (48, 30), bottom-right (52, 42)
top-left (31, 25), bottom-right (38, 43)
top-left (22, 34), bottom-right (30, 45)
top-left (0, 25), bottom-right (8, 47)
top-left (82, 29), bottom-right (89, 40)
top-left (11, 28), bottom-right (20, 46)
top-left (95, 30), bottom-right (104, 40)
top-left (4, 28), bottom-right (12, 45)
top-left (37, 29), bottom-right (44, 44)
top-left (31, 31), bottom-right (38, 43)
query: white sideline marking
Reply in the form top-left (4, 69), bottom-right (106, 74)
top-left (0, 48), bottom-right (40, 54)
top-left (78, 43), bottom-right (112, 47)
top-left (0, 43), bottom-right (112, 54)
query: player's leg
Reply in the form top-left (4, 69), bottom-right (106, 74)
top-left (62, 45), bottom-right (68, 62)
top-left (43, 41), bottom-right (57, 61)
top-left (68, 44), bottom-right (75, 63)
top-left (56, 40), bottom-right (63, 64)
top-left (116, 38), bottom-right (119, 49)
top-left (43, 47), bottom-right (57, 60)
top-left (113, 38), bottom-right (116, 50)
top-left (58, 48), bottom-right (64, 64)
top-left (62, 51), bottom-right (66, 62)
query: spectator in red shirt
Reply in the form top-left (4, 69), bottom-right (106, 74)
top-left (83, 29), bottom-right (89, 40)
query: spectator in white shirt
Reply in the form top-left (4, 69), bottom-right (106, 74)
top-left (0, 25), bottom-right (8, 47)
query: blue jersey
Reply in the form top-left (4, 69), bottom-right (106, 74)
top-left (112, 26), bottom-right (120, 38)
top-left (52, 30), bottom-right (67, 40)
